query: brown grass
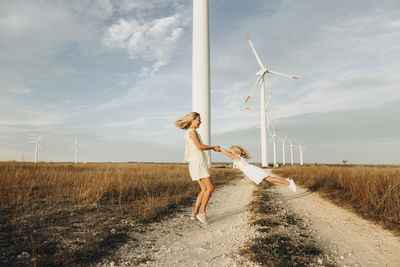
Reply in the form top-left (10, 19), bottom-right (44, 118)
top-left (273, 165), bottom-right (400, 233)
top-left (0, 162), bottom-right (236, 218)
top-left (0, 162), bottom-right (239, 266)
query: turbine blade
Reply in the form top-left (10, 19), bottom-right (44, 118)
top-left (245, 34), bottom-right (265, 69)
top-left (244, 107), bottom-right (260, 111)
top-left (268, 113), bottom-right (275, 128)
top-left (267, 125), bottom-right (274, 137)
top-left (265, 91), bottom-right (272, 111)
top-left (268, 70), bottom-right (299, 80)
top-left (245, 75), bottom-right (263, 103)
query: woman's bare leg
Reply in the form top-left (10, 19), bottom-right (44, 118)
top-left (193, 180), bottom-right (206, 215)
top-left (264, 176), bottom-right (290, 185)
top-left (199, 177), bottom-right (214, 214)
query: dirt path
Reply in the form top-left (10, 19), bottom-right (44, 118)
top-left (98, 175), bottom-right (400, 267)
top-left (273, 183), bottom-right (400, 267)
top-left (98, 177), bottom-right (259, 267)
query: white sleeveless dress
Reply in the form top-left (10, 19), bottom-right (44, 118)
top-left (184, 128), bottom-right (210, 181)
top-left (234, 156), bottom-right (270, 184)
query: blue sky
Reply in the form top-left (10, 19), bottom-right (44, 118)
top-left (1, 0), bottom-right (399, 164)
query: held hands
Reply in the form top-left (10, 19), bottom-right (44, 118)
top-left (213, 145), bottom-right (221, 152)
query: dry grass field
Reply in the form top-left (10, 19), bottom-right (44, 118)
top-left (0, 162), bottom-right (239, 266)
top-left (273, 165), bottom-right (400, 234)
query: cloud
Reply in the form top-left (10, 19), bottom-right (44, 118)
top-left (103, 12), bottom-right (187, 75)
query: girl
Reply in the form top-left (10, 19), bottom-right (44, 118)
top-left (175, 112), bottom-right (221, 224)
top-left (219, 146), bottom-right (296, 192)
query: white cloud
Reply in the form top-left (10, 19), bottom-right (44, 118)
top-left (103, 13), bottom-right (186, 75)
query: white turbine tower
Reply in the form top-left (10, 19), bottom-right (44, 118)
top-left (193, 0), bottom-right (211, 166)
top-left (278, 135), bottom-right (288, 165)
top-left (298, 144), bottom-right (306, 166)
top-left (267, 114), bottom-right (278, 168)
top-left (28, 135), bottom-right (42, 163)
top-left (244, 33), bottom-right (298, 167)
top-left (288, 139), bottom-right (295, 166)
top-left (71, 137), bottom-right (83, 164)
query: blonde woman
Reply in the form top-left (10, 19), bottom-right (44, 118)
top-left (175, 112), bottom-right (220, 224)
top-left (220, 146), bottom-right (296, 192)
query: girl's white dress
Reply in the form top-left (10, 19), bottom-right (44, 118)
top-left (184, 128), bottom-right (210, 181)
top-left (234, 156), bottom-right (270, 184)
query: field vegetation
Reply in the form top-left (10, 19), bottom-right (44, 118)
top-left (273, 165), bottom-right (400, 234)
top-left (0, 162), bottom-right (239, 266)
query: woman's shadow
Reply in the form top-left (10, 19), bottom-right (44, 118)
top-left (209, 207), bottom-right (247, 224)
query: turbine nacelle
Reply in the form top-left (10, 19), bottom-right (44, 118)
top-left (256, 69), bottom-right (267, 76)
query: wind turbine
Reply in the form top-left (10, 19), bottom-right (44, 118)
top-left (193, 0), bottom-right (211, 166)
top-left (244, 33), bottom-right (298, 167)
top-left (278, 135), bottom-right (288, 165)
top-left (28, 135), bottom-right (42, 163)
top-left (298, 144), bottom-right (306, 166)
top-left (288, 139), bottom-right (295, 166)
top-left (71, 137), bottom-right (83, 164)
top-left (267, 114), bottom-right (278, 168)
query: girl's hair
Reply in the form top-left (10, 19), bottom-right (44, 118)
top-left (230, 145), bottom-right (251, 159)
top-left (174, 112), bottom-right (200, 129)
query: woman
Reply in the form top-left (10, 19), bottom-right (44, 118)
top-left (175, 112), bottom-right (220, 224)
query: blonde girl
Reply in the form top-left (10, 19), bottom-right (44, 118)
top-left (175, 112), bottom-right (221, 224)
top-left (219, 146), bottom-right (296, 192)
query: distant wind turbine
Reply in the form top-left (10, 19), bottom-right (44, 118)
top-left (71, 136), bottom-right (83, 164)
top-left (278, 135), bottom-right (288, 165)
top-left (298, 144), bottom-right (306, 166)
top-left (28, 135), bottom-right (42, 163)
top-left (288, 139), bottom-right (295, 166)
top-left (267, 114), bottom-right (278, 168)
top-left (244, 33), bottom-right (298, 167)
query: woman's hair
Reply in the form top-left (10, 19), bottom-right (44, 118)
top-left (229, 145), bottom-right (251, 159)
top-left (174, 112), bottom-right (200, 129)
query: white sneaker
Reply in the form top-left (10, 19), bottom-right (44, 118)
top-left (190, 213), bottom-right (197, 220)
top-left (287, 179), bottom-right (297, 192)
top-left (196, 213), bottom-right (208, 224)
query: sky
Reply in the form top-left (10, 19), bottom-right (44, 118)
top-left (1, 0), bottom-right (399, 164)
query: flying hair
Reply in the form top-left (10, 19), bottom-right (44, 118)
top-left (230, 145), bottom-right (251, 159)
top-left (174, 112), bottom-right (200, 130)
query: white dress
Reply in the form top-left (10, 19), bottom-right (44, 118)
top-left (234, 156), bottom-right (270, 184)
top-left (184, 128), bottom-right (210, 181)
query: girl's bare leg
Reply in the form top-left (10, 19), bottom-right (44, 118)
top-left (194, 180), bottom-right (206, 215)
top-left (198, 177), bottom-right (214, 214)
top-left (264, 176), bottom-right (290, 185)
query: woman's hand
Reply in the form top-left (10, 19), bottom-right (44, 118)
top-left (213, 145), bottom-right (221, 152)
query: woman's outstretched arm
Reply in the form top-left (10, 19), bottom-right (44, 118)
top-left (189, 130), bottom-right (220, 151)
